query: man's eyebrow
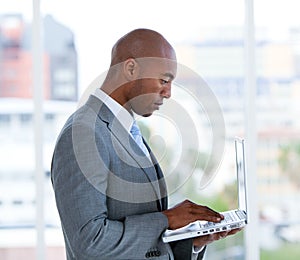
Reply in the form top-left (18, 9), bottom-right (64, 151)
top-left (162, 72), bottom-right (175, 80)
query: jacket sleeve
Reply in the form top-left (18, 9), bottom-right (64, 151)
top-left (170, 240), bottom-right (206, 260)
top-left (51, 123), bottom-right (169, 259)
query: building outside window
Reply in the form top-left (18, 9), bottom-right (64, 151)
top-left (0, 1), bottom-right (299, 259)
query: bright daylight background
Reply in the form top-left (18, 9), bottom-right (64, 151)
top-left (1, 0), bottom-right (300, 259)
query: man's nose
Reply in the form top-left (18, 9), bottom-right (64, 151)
top-left (162, 84), bottom-right (171, 99)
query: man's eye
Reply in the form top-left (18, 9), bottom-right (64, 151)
top-left (161, 79), bottom-right (169, 85)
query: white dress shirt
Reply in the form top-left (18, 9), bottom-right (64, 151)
top-left (92, 88), bottom-right (134, 132)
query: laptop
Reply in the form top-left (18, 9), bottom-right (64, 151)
top-left (162, 137), bottom-right (248, 243)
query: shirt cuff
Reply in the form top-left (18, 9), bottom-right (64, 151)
top-left (192, 245), bottom-right (205, 254)
top-left (191, 246), bottom-right (205, 260)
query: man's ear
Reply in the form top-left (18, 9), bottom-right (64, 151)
top-left (123, 58), bottom-right (138, 80)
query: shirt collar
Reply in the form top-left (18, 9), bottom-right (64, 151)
top-left (92, 88), bottom-right (134, 133)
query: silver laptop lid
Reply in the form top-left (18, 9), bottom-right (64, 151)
top-left (235, 137), bottom-right (248, 217)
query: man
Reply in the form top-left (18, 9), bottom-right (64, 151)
top-left (51, 29), bottom-right (240, 260)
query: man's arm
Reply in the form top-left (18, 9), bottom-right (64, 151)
top-left (51, 123), bottom-right (169, 259)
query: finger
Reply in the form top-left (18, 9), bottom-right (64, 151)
top-left (163, 200), bottom-right (225, 229)
top-left (227, 227), bottom-right (243, 235)
top-left (217, 228), bottom-right (242, 239)
top-left (218, 232), bottom-right (228, 239)
top-left (213, 231), bottom-right (227, 239)
top-left (188, 204), bottom-right (224, 222)
top-left (193, 234), bottom-right (216, 247)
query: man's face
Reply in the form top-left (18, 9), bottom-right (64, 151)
top-left (127, 58), bottom-right (177, 117)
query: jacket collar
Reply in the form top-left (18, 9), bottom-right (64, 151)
top-left (85, 95), bottom-right (165, 209)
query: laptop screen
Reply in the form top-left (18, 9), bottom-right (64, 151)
top-left (235, 138), bottom-right (248, 215)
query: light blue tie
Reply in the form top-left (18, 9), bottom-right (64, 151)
top-left (130, 121), bottom-right (149, 156)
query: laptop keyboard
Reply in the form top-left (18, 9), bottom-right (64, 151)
top-left (235, 210), bottom-right (246, 219)
top-left (223, 211), bottom-right (237, 222)
top-left (204, 211), bottom-right (242, 228)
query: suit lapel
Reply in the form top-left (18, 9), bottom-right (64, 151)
top-left (107, 117), bottom-right (164, 210)
top-left (144, 141), bottom-right (168, 209)
top-left (86, 96), bottom-right (164, 209)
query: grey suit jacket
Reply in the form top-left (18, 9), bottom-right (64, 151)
top-left (51, 95), bottom-right (205, 260)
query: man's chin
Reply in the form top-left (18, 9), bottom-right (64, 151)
top-left (134, 109), bottom-right (154, 117)
top-left (141, 112), bottom-right (153, 117)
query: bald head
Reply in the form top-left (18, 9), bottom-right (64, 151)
top-left (101, 29), bottom-right (177, 116)
top-left (110, 29), bottom-right (176, 66)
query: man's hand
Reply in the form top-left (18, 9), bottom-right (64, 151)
top-left (162, 200), bottom-right (224, 230)
top-left (193, 228), bottom-right (243, 248)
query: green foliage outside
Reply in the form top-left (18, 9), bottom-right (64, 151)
top-left (261, 243), bottom-right (300, 260)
